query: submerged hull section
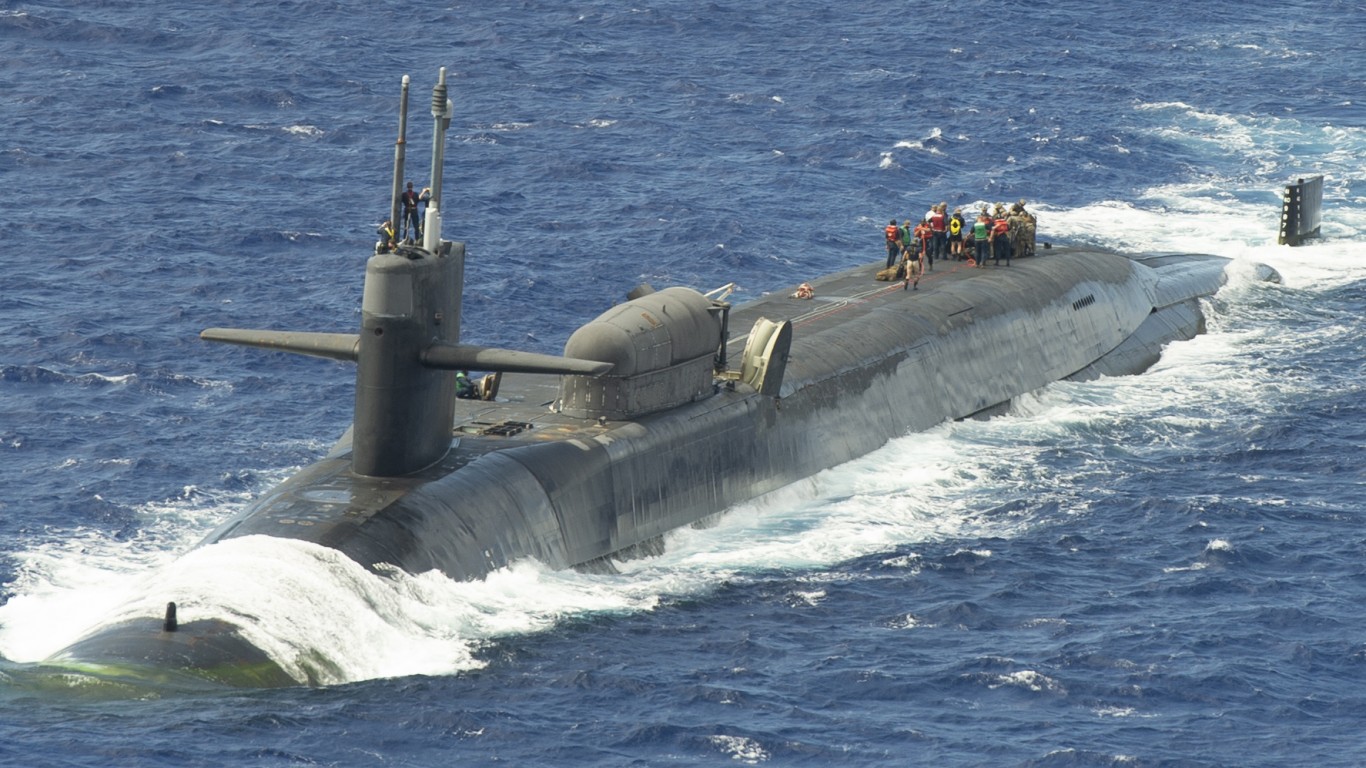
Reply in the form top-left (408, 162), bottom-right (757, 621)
top-left (52, 246), bottom-right (1257, 685)
top-left (48, 617), bottom-right (298, 688)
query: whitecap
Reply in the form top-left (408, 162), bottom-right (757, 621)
top-left (988, 669), bottom-right (1067, 695)
top-left (708, 735), bottom-right (769, 764)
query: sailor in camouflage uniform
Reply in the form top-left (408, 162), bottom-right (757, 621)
top-left (1010, 200), bottom-right (1037, 258)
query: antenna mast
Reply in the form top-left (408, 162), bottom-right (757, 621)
top-left (389, 75), bottom-right (410, 240)
top-left (424, 67), bottom-right (452, 252)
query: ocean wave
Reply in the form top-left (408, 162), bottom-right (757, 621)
top-left (1, 0), bottom-right (1363, 762)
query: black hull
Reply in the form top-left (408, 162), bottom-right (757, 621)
top-left (49, 247), bottom-right (1271, 685)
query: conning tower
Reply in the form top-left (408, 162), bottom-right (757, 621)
top-left (200, 69), bottom-right (612, 476)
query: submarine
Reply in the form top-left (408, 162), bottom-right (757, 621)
top-left (45, 70), bottom-right (1281, 686)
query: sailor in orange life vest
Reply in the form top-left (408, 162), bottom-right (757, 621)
top-left (884, 219), bottom-right (901, 269)
top-left (913, 218), bottom-right (933, 270)
top-left (991, 204), bottom-right (1013, 266)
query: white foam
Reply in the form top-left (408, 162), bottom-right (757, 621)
top-left (0, 479), bottom-right (284, 663)
top-left (1205, 538), bottom-right (1235, 553)
top-left (0, 533), bottom-right (662, 684)
top-left (709, 735), bottom-right (769, 764)
top-left (4, 104), bottom-right (1362, 684)
top-left (988, 670), bottom-right (1067, 695)
top-left (283, 124), bottom-right (322, 137)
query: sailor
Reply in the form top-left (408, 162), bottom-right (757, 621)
top-left (375, 218), bottom-right (397, 253)
top-left (401, 182), bottom-right (422, 242)
top-left (419, 186), bottom-right (432, 233)
top-left (973, 211), bottom-right (991, 267)
top-left (1008, 202), bottom-right (1029, 260)
top-left (901, 243), bottom-right (921, 291)
top-left (928, 203), bottom-right (947, 267)
top-left (948, 208), bottom-right (965, 260)
top-left (991, 205), bottom-right (1012, 266)
top-left (1014, 199), bottom-right (1037, 258)
top-left (913, 218), bottom-right (933, 270)
top-left (884, 219), bottom-right (901, 269)
top-left (455, 370), bottom-right (477, 399)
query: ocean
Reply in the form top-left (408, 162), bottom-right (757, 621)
top-left (2, 0), bottom-right (1364, 764)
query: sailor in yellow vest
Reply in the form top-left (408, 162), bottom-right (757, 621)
top-left (375, 218), bottom-right (397, 253)
top-left (948, 208), bottom-right (965, 260)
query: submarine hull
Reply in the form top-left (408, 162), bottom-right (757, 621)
top-left (47, 617), bottom-right (298, 688)
top-left (49, 246), bottom-right (1269, 686)
top-left (210, 248), bottom-right (1201, 583)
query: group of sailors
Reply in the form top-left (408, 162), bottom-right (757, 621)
top-left (884, 200), bottom-right (1037, 273)
top-left (375, 180), bottom-right (433, 253)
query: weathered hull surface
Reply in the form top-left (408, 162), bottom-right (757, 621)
top-left (209, 249), bottom-right (1218, 578)
top-left (48, 247), bottom-right (1251, 685)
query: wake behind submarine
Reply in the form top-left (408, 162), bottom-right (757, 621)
top-left (46, 70), bottom-right (1281, 686)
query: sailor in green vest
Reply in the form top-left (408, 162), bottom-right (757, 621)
top-left (455, 370), bottom-right (477, 399)
top-left (972, 211), bottom-right (991, 267)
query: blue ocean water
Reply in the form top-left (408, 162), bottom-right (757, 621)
top-left (2, 0), bottom-right (1365, 764)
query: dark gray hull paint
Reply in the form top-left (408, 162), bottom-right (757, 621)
top-left (1279, 174), bottom-right (1324, 246)
top-left (50, 247), bottom-right (1250, 684)
top-left (211, 248), bottom-right (1222, 579)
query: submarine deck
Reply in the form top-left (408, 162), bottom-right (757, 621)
top-left (448, 246), bottom-right (1124, 438)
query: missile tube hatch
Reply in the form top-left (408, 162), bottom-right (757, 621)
top-left (558, 287), bottom-right (728, 420)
